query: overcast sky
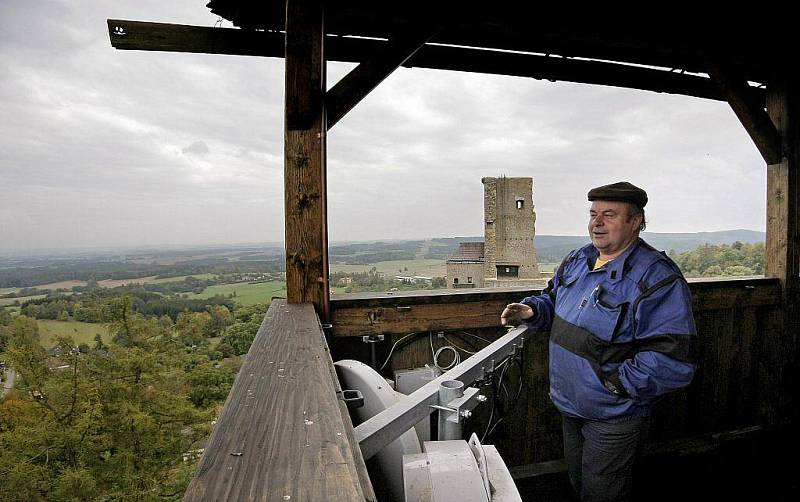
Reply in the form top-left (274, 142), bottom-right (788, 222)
top-left (0, 1), bottom-right (767, 252)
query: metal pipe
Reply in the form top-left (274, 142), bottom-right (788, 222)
top-left (438, 380), bottom-right (465, 440)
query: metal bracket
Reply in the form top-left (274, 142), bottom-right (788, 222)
top-left (362, 335), bottom-right (385, 343)
top-left (435, 381), bottom-right (485, 440)
top-left (338, 389), bottom-right (364, 409)
top-left (355, 325), bottom-right (529, 459)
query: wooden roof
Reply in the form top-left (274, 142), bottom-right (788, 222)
top-left (206, 1), bottom-right (791, 85)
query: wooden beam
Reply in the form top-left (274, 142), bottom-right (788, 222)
top-left (325, 27), bottom-right (439, 129)
top-left (709, 66), bottom-right (782, 165)
top-left (107, 19), bottom-right (285, 57)
top-left (184, 301), bottom-right (374, 501)
top-left (106, 20), bottom-right (765, 104)
top-left (329, 279), bottom-right (781, 337)
top-left (765, 80), bottom-right (799, 291)
top-left (284, 1), bottom-right (330, 319)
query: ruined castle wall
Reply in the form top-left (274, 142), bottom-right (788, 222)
top-left (446, 262), bottom-right (485, 288)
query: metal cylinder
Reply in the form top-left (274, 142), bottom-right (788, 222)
top-left (438, 380), bottom-right (465, 440)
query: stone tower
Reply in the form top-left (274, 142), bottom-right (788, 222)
top-left (482, 176), bottom-right (539, 286)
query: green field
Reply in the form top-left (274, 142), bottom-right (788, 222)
top-left (36, 320), bottom-right (112, 348)
top-left (149, 273), bottom-right (216, 284)
top-left (186, 281), bottom-right (286, 306)
top-left (0, 294), bottom-right (47, 306)
top-left (330, 259), bottom-right (446, 278)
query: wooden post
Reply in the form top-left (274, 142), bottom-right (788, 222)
top-left (284, 0), bottom-right (330, 320)
top-left (764, 78), bottom-right (799, 424)
top-left (765, 80), bottom-right (798, 291)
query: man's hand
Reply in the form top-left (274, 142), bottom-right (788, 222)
top-left (500, 303), bottom-right (535, 326)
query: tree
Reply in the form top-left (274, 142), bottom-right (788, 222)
top-left (218, 322), bottom-right (258, 356)
top-left (0, 302), bottom-right (214, 500)
top-left (204, 305), bottom-right (232, 338)
top-left (0, 306), bottom-right (11, 326)
top-left (187, 362), bottom-right (235, 408)
top-left (175, 311), bottom-right (211, 348)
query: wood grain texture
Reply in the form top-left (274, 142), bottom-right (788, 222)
top-left (330, 282), bottom-right (787, 467)
top-left (105, 20), bottom-right (765, 104)
top-left (284, 0), bottom-right (330, 319)
top-left (330, 279), bottom-right (780, 337)
top-left (184, 301), bottom-right (372, 501)
top-left (765, 81), bottom-right (798, 288)
top-left (763, 80), bottom-right (799, 427)
top-left (709, 65), bottom-right (781, 164)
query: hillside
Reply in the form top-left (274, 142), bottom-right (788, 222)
top-left (424, 230), bottom-right (765, 262)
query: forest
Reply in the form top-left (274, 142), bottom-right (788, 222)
top-left (0, 295), bottom-right (270, 500)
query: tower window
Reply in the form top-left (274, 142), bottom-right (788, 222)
top-left (516, 199), bottom-right (524, 209)
top-left (497, 265), bottom-right (519, 278)
top-left (467, 276), bottom-right (473, 283)
top-left (453, 278), bottom-right (459, 285)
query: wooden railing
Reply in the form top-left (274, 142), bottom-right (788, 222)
top-left (185, 277), bottom-right (791, 498)
top-left (329, 277), bottom-right (790, 468)
top-left (184, 300), bottom-right (374, 501)
top-left (329, 277), bottom-right (781, 337)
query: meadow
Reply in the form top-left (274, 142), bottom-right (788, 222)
top-left (330, 258), bottom-right (446, 277)
top-left (185, 281), bottom-right (287, 306)
top-left (36, 319), bottom-right (112, 348)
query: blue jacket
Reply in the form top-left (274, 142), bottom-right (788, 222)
top-left (521, 238), bottom-right (697, 421)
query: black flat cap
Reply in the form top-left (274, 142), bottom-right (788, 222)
top-left (588, 181), bottom-right (648, 208)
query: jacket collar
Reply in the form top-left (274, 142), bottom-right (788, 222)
top-left (579, 237), bottom-right (643, 283)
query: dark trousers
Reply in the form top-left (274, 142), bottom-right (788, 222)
top-left (562, 415), bottom-right (650, 502)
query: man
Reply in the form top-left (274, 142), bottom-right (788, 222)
top-left (501, 181), bottom-right (697, 502)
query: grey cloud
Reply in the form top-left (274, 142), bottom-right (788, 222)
top-left (0, 1), bottom-right (768, 251)
top-left (182, 140), bottom-right (210, 156)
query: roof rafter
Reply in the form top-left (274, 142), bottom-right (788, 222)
top-left (709, 65), bottom-right (783, 165)
top-left (326, 25), bottom-right (440, 129)
top-left (107, 20), bottom-right (765, 106)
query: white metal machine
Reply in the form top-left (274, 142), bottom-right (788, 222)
top-left (402, 435), bottom-right (522, 502)
top-left (335, 325), bottom-right (528, 502)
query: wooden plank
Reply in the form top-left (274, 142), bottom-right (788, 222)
top-left (105, 20), bottom-right (767, 104)
top-left (326, 26), bottom-right (439, 129)
top-left (284, 1), bottom-right (330, 319)
top-left (765, 80), bottom-right (798, 289)
top-left (330, 279), bottom-right (780, 337)
top-left (184, 300), bottom-right (372, 501)
top-left (323, 328), bottom-right (378, 501)
top-left (107, 19), bottom-right (285, 57)
top-left (333, 299), bottom-right (517, 337)
top-left (709, 65), bottom-right (781, 164)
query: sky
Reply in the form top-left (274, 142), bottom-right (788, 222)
top-left (0, 1), bottom-right (767, 252)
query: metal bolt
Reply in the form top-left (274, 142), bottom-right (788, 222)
top-left (460, 410), bottom-right (472, 419)
top-left (477, 395), bottom-right (488, 403)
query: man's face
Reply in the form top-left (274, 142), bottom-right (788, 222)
top-left (588, 200), bottom-right (641, 258)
